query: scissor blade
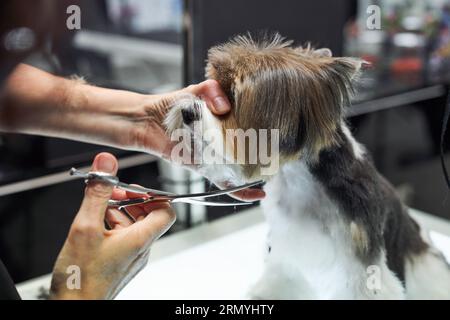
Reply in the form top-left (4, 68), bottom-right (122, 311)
top-left (108, 197), bottom-right (253, 208)
top-left (115, 181), bottom-right (175, 196)
top-left (171, 198), bottom-right (253, 206)
top-left (171, 180), bottom-right (265, 200)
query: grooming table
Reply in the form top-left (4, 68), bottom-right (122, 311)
top-left (16, 207), bottom-right (450, 300)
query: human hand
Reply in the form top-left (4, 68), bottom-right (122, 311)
top-left (50, 152), bottom-right (176, 300)
top-left (133, 81), bottom-right (265, 201)
top-left (132, 80), bottom-right (231, 157)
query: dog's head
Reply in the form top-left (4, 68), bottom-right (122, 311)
top-left (165, 34), bottom-right (362, 186)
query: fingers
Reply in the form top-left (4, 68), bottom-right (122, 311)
top-left (105, 208), bottom-right (133, 229)
top-left (127, 199), bottom-right (171, 222)
top-left (106, 199), bottom-right (173, 236)
top-left (76, 153), bottom-right (118, 227)
top-left (132, 204), bottom-right (176, 245)
top-left (185, 79), bottom-right (231, 115)
top-left (229, 188), bottom-right (266, 202)
top-left (214, 181), bottom-right (265, 202)
top-left (111, 188), bottom-right (127, 200)
top-left (116, 188), bottom-right (149, 220)
top-left (108, 186), bottom-right (172, 226)
top-left (105, 188), bottom-right (135, 229)
top-left (110, 186), bottom-right (165, 221)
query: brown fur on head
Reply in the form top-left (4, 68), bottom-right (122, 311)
top-left (206, 33), bottom-right (362, 167)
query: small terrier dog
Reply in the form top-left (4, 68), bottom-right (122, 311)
top-left (165, 34), bottom-right (450, 299)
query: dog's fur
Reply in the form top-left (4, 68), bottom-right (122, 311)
top-left (165, 34), bottom-right (450, 299)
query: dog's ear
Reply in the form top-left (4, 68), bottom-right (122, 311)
top-left (295, 45), bottom-right (333, 58)
top-left (314, 48), bottom-right (333, 57)
top-left (319, 57), bottom-right (364, 109)
top-left (298, 57), bottom-right (364, 154)
top-left (327, 57), bottom-right (364, 80)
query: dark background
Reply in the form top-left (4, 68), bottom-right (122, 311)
top-left (0, 0), bottom-right (449, 283)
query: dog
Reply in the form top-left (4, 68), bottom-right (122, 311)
top-left (164, 34), bottom-right (450, 299)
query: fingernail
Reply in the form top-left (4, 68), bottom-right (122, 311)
top-left (253, 189), bottom-right (266, 199)
top-left (213, 97), bottom-right (230, 113)
top-left (96, 153), bottom-right (115, 173)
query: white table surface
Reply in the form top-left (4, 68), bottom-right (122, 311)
top-left (16, 207), bottom-right (450, 300)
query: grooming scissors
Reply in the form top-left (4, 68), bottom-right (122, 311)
top-left (69, 168), bottom-right (264, 212)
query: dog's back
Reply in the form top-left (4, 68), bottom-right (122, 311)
top-left (307, 125), bottom-right (449, 298)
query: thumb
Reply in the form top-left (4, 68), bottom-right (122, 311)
top-left (78, 153), bottom-right (118, 225)
top-left (184, 80), bottom-right (231, 115)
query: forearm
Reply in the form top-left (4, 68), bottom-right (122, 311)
top-left (0, 64), bottom-right (233, 159)
top-left (0, 64), bottom-right (169, 155)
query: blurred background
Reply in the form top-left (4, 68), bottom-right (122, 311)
top-left (0, 0), bottom-right (449, 283)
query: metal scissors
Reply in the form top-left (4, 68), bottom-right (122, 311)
top-left (69, 168), bottom-right (264, 212)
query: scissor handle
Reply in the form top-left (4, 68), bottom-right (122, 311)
top-left (70, 168), bottom-right (174, 196)
top-left (70, 168), bottom-right (119, 185)
top-left (108, 197), bottom-right (152, 208)
top-left (70, 167), bottom-right (264, 208)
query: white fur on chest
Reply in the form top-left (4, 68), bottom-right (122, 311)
top-left (262, 162), bottom-right (351, 297)
top-left (258, 161), bottom-right (403, 299)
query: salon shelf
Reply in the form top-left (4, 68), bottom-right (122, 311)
top-left (74, 30), bottom-right (183, 67)
top-left (349, 84), bottom-right (448, 117)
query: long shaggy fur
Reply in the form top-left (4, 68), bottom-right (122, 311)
top-left (165, 34), bottom-right (450, 299)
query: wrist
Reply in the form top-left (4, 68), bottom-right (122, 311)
top-left (49, 278), bottom-right (109, 300)
top-left (68, 81), bottom-right (151, 150)
top-left (49, 289), bottom-right (105, 300)
top-left (65, 79), bottom-right (177, 158)
top-left (131, 93), bottom-right (178, 158)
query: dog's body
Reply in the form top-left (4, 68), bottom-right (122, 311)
top-left (165, 34), bottom-right (450, 299)
top-left (251, 124), bottom-right (450, 299)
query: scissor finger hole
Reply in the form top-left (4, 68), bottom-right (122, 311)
top-left (120, 205), bottom-right (147, 221)
top-left (118, 206), bottom-right (137, 223)
top-left (105, 208), bottom-right (134, 229)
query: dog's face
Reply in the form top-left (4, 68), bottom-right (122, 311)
top-left (165, 34), bottom-right (362, 187)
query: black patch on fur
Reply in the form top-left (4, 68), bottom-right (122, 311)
top-left (308, 127), bottom-right (428, 283)
top-left (182, 102), bottom-right (201, 125)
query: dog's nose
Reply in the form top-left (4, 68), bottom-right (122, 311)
top-left (181, 108), bottom-right (198, 125)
